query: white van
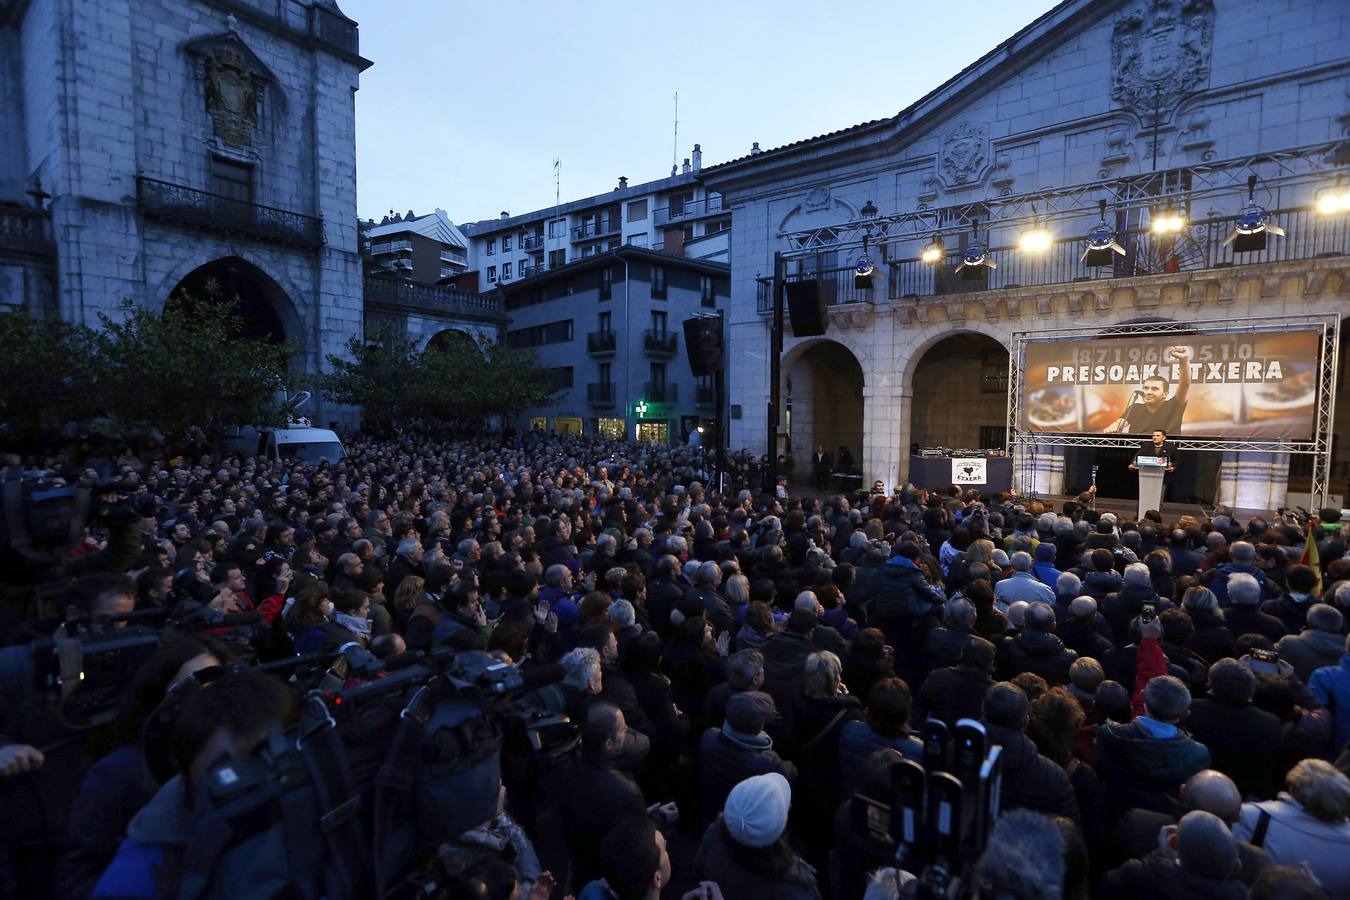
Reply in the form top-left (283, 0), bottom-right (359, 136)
top-left (226, 424), bottom-right (345, 464)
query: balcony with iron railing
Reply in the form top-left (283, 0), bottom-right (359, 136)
top-left (587, 382), bottom-right (616, 407)
top-left (571, 217), bottom-right (622, 241)
top-left (371, 239), bottom-right (412, 255)
top-left (521, 262), bottom-right (547, 278)
top-left (586, 330), bottom-right (617, 356)
top-left (643, 329), bottom-right (679, 357)
top-left (758, 205), bottom-right (1349, 312)
top-left (138, 176), bottom-right (324, 250)
top-left (0, 202), bottom-right (54, 258)
top-left (643, 382), bottom-right (677, 403)
top-left (521, 233), bottom-right (546, 251)
top-left (364, 275), bottom-right (507, 320)
top-left (440, 248), bottom-right (467, 263)
top-left (654, 195), bottom-right (725, 226)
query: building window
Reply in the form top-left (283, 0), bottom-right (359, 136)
top-left (607, 239), bottom-right (620, 251)
top-left (650, 310), bottom-right (667, 334)
top-left (682, 223), bottom-right (695, 244)
top-left (598, 362), bottom-right (611, 385)
top-left (596, 417), bottom-right (625, 439)
top-left (668, 190), bottom-right (693, 216)
top-left (486, 266), bottom-right (497, 283)
top-left (548, 248), bottom-right (566, 269)
top-left (209, 156), bottom-right (254, 203)
top-left (549, 366), bottom-right (574, 389)
top-left (548, 218), bottom-right (567, 239)
top-left (651, 265), bottom-right (666, 299)
top-left (554, 416), bottom-right (584, 435)
top-left (627, 199), bottom-right (648, 222)
top-left (598, 311), bottom-right (612, 333)
top-left (503, 235), bottom-right (512, 252)
top-left (700, 275), bottom-right (715, 307)
top-left (505, 319), bottom-right (574, 348)
top-left (502, 262), bottom-right (512, 279)
top-left (487, 239), bottom-right (495, 256)
top-left (705, 218), bottom-right (731, 235)
top-left (625, 234), bottom-right (648, 248)
top-left (600, 267), bottom-right (613, 301)
top-left (707, 191), bottom-right (724, 212)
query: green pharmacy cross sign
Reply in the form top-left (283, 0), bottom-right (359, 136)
top-left (634, 400), bottom-right (649, 417)
top-left (632, 398), bottom-right (670, 418)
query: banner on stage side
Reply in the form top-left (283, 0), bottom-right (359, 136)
top-left (952, 458), bottom-right (987, 484)
top-left (1020, 330), bottom-right (1320, 439)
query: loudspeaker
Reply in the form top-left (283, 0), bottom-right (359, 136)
top-left (785, 279), bottom-right (827, 336)
top-left (683, 316), bottom-right (724, 376)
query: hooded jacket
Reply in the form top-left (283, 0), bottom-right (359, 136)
top-left (1276, 628), bottom-right (1346, 683)
top-left (1095, 718), bottom-right (1212, 821)
top-left (872, 555), bottom-right (944, 622)
top-left (698, 726), bottom-right (798, 824)
top-left (92, 776), bottom-right (192, 899)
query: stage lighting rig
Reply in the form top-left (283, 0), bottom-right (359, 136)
top-left (1224, 175), bottom-right (1284, 252)
top-left (1081, 199), bottom-right (1127, 267)
top-left (955, 220), bottom-right (996, 279)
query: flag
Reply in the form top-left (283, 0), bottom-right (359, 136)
top-left (1300, 521), bottom-right (1323, 596)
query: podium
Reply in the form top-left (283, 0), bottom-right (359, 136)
top-left (1136, 455), bottom-right (1167, 520)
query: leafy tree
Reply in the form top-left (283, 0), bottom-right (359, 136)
top-left (420, 332), bottom-right (558, 424)
top-left (0, 309), bottom-right (104, 445)
top-left (321, 325), bottom-right (420, 434)
top-left (93, 294), bottom-right (297, 444)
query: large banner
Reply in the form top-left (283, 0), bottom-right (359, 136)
top-left (1020, 330), bottom-right (1320, 439)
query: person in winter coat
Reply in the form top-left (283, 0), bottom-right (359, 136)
top-left (698, 692), bottom-right (798, 824)
top-left (919, 598), bottom-right (978, 675)
top-left (1260, 565), bottom-right (1321, 635)
top-left (1100, 810), bottom-right (1247, 900)
top-left (760, 610), bottom-right (818, 736)
top-left (870, 544), bottom-right (945, 664)
top-left (840, 628), bottom-right (896, 704)
top-left (836, 678), bottom-right (923, 799)
top-left (694, 773), bottom-right (821, 900)
top-left (1186, 659), bottom-right (1283, 800)
top-left (1308, 634), bottom-right (1350, 756)
top-left (1031, 541), bottom-right (1063, 586)
top-left (1082, 549), bottom-right (1125, 601)
top-left (1232, 759), bottom-right (1350, 898)
top-left (996, 602), bottom-right (1078, 685)
top-left (1101, 562), bottom-right (1167, 640)
top-left (1095, 620), bottom-right (1212, 823)
top-left (1223, 573), bottom-right (1288, 644)
top-left (1277, 604), bottom-right (1346, 683)
top-left (981, 682), bottom-right (1081, 825)
top-left (915, 637), bottom-right (997, 728)
top-left (1181, 586), bottom-right (1236, 664)
top-left (1058, 596), bottom-right (1114, 662)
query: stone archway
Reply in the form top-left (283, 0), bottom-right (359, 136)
top-left (781, 338), bottom-right (865, 482)
top-left (908, 331), bottom-right (1009, 450)
top-left (165, 256), bottom-right (301, 350)
top-left (425, 328), bottom-right (476, 353)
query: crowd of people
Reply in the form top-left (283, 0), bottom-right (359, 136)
top-left (3, 428), bottom-right (1350, 899)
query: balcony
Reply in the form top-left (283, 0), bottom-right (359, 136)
top-left (571, 218), bottom-right (622, 242)
top-left (643, 382), bottom-right (677, 403)
top-left (883, 206), bottom-right (1348, 301)
top-left (587, 382), bottom-right (616, 407)
top-left (654, 195), bottom-right (725, 226)
top-left (521, 233), bottom-right (545, 251)
top-left (0, 202), bottom-right (54, 258)
top-left (521, 263), bottom-right (547, 278)
top-left (694, 385), bottom-right (715, 409)
top-left (756, 265), bottom-right (879, 312)
top-left (137, 176), bottom-right (323, 250)
top-left (440, 248), bottom-right (467, 264)
top-left (370, 240), bottom-right (412, 256)
top-left (364, 276), bottom-right (507, 322)
top-left (586, 330), bottom-right (616, 356)
top-left (643, 329), bottom-right (678, 357)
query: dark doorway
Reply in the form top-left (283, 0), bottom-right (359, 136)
top-left (168, 257), bottom-right (290, 345)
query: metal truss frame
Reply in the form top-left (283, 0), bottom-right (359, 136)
top-left (782, 139), bottom-right (1349, 256)
top-left (1005, 314), bottom-right (1341, 507)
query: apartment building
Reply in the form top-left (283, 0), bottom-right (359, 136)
top-left (361, 208), bottom-right (470, 285)
top-left (497, 246), bottom-right (729, 444)
top-left (460, 145), bottom-right (730, 291)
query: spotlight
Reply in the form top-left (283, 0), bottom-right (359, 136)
top-left (1316, 185), bottom-right (1350, 215)
top-left (1019, 226), bottom-right (1052, 253)
top-left (920, 235), bottom-right (944, 264)
top-left (1224, 175), bottom-right (1284, 253)
top-left (1081, 199), bottom-right (1126, 267)
top-left (1151, 207), bottom-right (1186, 235)
top-left (854, 237), bottom-right (875, 289)
top-left (955, 220), bottom-right (996, 279)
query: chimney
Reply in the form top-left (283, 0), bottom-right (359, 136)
top-left (618, 176), bottom-right (628, 189)
top-left (681, 158), bottom-right (691, 175)
top-left (406, 209), bottom-right (415, 220)
top-left (500, 210), bottom-right (509, 219)
top-left (691, 144), bottom-right (702, 172)
top-left (750, 142), bottom-right (762, 156)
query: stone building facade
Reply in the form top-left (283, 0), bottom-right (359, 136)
top-left (703, 0), bottom-right (1350, 508)
top-left (0, 0), bottom-right (369, 427)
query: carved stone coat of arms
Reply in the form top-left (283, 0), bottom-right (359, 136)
top-left (1111, 0), bottom-right (1216, 118)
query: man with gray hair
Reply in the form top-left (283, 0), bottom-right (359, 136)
top-left (1101, 561), bottom-right (1165, 640)
top-left (997, 601), bottom-right (1078, 685)
top-left (685, 559), bottom-right (734, 636)
top-left (1277, 604), bottom-right (1347, 682)
top-left (1097, 662), bottom-right (1212, 821)
top-left (1223, 572), bottom-right (1288, 644)
top-left (1058, 595), bottom-right (1115, 661)
top-left (1205, 539), bottom-right (1266, 606)
top-left (994, 551), bottom-right (1055, 606)
top-left (921, 597), bottom-right (978, 672)
top-left (1101, 810), bottom-right (1245, 899)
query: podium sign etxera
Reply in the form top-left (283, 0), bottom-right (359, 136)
top-left (1135, 455), bottom-right (1166, 521)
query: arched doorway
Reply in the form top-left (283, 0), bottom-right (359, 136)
top-left (910, 332), bottom-right (1008, 451)
top-left (166, 256), bottom-right (295, 346)
top-left (426, 328), bottom-right (476, 353)
top-left (783, 339), bottom-right (864, 481)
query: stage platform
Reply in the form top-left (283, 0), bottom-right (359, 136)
top-left (1028, 493), bottom-right (1278, 525)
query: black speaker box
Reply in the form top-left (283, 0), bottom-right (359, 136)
top-left (785, 279), bottom-right (827, 336)
top-left (683, 316), bottom-right (724, 376)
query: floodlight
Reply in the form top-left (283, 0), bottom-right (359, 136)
top-left (1081, 199), bottom-right (1126, 267)
top-left (920, 235), bottom-right (944, 264)
top-left (1224, 176), bottom-right (1284, 252)
top-left (1315, 184), bottom-right (1350, 215)
top-left (1019, 226), bottom-right (1052, 253)
top-left (1151, 208), bottom-right (1186, 235)
top-left (854, 236), bottom-right (875, 289)
top-left (955, 220), bottom-right (996, 279)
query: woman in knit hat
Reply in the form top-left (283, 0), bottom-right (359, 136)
top-left (693, 772), bottom-right (821, 899)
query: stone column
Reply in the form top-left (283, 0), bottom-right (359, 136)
top-left (864, 382), bottom-right (907, 491)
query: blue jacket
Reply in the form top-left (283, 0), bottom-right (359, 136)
top-left (1205, 562), bottom-right (1266, 607)
top-left (92, 775), bottom-right (192, 899)
top-left (837, 720), bottom-right (922, 798)
top-left (1309, 654), bottom-right (1350, 755)
top-left (1033, 560), bottom-right (1063, 586)
top-left (872, 555), bottom-right (944, 622)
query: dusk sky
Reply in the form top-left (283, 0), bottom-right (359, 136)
top-left (342, 0), bottom-right (1061, 226)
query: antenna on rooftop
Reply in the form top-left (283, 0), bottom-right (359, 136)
top-left (553, 157), bottom-right (561, 207)
top-left (672, 92), bottom-right (679, 177)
